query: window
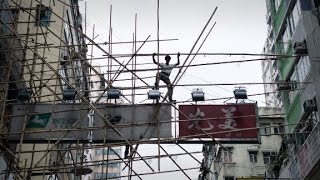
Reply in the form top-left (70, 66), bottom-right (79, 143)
top-left (272, 61), bottom-right (278, 69)
top-left (90, 81), bottom-right (94, 88)
top-left (249, 151), bottom-right (257, 163)
top-left (95, 148), bottom-right (120, 155)
top-left (95, 149), bottom-right (102, 155)
top-left (58, 64), bottom-right (69, 89)
top-left (107, 173), bottom-right (119, 178)
top-left (263, 152), bottom-right (277, 164)
top-left (94, 173), bottom-right (106, 179)
top-left (96, 162), bottom-right (120, 168)
top-left (297, 56), bottom-right (311, 82)
top-left (271, 45), bottom-right (275, 54)
top-left (225, 177), bottom-right (234, 180)
top-left (108, 148), bottom-right (120, 155)
top-left (94, 173), bottom-right (119, 179)
top-left (222, 148), bottom-right (232, 163)
top-left (288, 56), bottom-right (311, 104)
top-left (72, 0), bottom-right (79, 4)
top-left (35, 5), bottom-right (51, 26)
top-left (64, 29), bottom-right (69, 45)
top-left (291, 1), bottom-right (301, 30)
top-left (260, 123), bottom-right (271, 135)
top-left (66, 11), bottom-right (74, 46)
top-left (100, 74), bottom-right (105, 88)
top-left (274, 123), bottom-right (285, 134)
top-left (281, 22), bottom-right (293, 52)
top-left (108, 162), bottom-right (119, 168)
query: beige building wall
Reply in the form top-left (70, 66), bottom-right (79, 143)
top-left (13, 0), bottom-right (62, 102)
top-left (11, 0), bottom-right (86, 102)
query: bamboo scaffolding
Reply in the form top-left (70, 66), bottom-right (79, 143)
top-left (0, 0), bottom-right (287, 179)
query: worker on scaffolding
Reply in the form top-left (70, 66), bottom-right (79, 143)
top-left (153, 52), bottom-right (180, 102)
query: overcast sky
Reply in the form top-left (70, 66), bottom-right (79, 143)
top-left (79, 0), bottom-right (268, 179)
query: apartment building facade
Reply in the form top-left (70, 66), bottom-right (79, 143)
top-left (0, 0), bottom-right (91, 179)
top-left (83, 65), bottom-right (122, 180)
top-left (261, 42), bottom-right (282, 108)
top-left (10, 0), bottom-right (89, 102)
top-left (0, 0), bottom-right (25, 179)
top-left (0, 0), bottom-right (25, 136)
top-left (91, 147), bottom-right (122, 180)
top-left (199, 107), bottom-right (285, 180)
top-left (262, 0), bottom-right (320, 179)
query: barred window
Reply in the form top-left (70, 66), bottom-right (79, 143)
top-left (35, 5), bottom-right (51, 27)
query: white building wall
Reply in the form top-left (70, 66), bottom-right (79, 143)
top-left (208, 107), bottom-right (284, 180)
top-left (213, 136), bottom-right (283, 180)
top-left (261, 0), bottom-right (282, 108)
top-left (261, 43), bottom-right (281, 108)
top-left (90, 147), bottom-right (122, 180)
top-left (89, 65), bottom-right (108, 103)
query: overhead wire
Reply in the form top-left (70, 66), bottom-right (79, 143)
top-left (2, 0), bottom-right (309, 179)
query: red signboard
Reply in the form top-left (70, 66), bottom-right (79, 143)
top-left (179, 104), bottom-right (258, 140)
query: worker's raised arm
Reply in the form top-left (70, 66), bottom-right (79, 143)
top-left (152, 53), bottom-right (159, 65)
top-left (176, 52), bottom-right (180, 66)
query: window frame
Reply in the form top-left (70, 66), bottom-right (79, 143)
top-left (260, 123), bottom-right (271, 135)
top-left (35, 5), bottom-right (51, 27)
top-left (248, 151), bottom-right (258, 163)
top-left (222, 148), bottom-right (233, 163)
top-left (274, 123), bottom-right (285, 134)
top-left (263, 152), bottom-right (277, 164)
top-left (94, 172), bottom-right (106, 179)
top-left (224, 176), bottom-right (234, 180)
top-left (95, 148), bottom-right (120, 155)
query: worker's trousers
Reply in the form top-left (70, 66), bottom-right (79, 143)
top-left (155, 72), bottom-right (173, 101)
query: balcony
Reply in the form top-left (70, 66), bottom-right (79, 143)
top-left (284, 123), bottom-right (320, 179)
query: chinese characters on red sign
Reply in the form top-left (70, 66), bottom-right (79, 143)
top-left (179, 104), bottom-right (258, 140)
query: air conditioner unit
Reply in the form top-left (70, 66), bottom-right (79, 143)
top-left (276, 80), bottom-right (291, 91)
top-left (277, 80), bottom-right (297, 91)
top-left (303, 98), bottom-right (317, 112)
top-left (293, 40), bottom-right (308, 54)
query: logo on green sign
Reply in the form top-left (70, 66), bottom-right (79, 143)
top-left (26, 113), bottom-right (52, 128)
